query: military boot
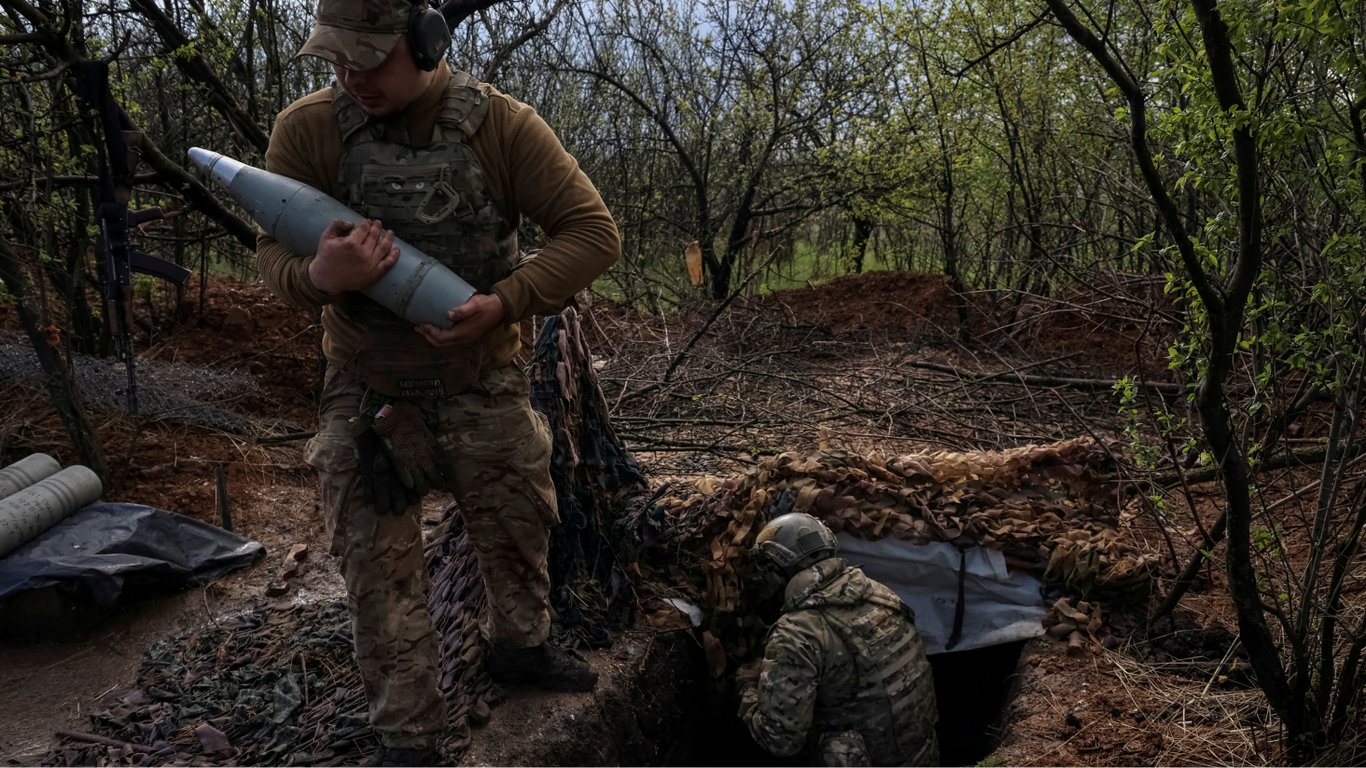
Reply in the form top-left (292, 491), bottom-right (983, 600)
top-left (487, 642), bottom-right (598, 692)
top-left (362, 744), bottom-right (441, 767)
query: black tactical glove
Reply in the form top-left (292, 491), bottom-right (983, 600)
top-left (354, 420), bottom-right (420, 515)
top-left (369, 400), bottom-right (454, 498)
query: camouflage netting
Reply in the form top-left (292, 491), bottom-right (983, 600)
top-left (47, 601), bottom-right (370, 766)
top-left (0, 343), bottom-right (294, 436)
top-left (624, 437), bottom-right (1159, 659)
top-left (41, 306), bottom-right (1159, 762)
top-left (529, 309), bottom-right (649, 645)
top-left (48, 516), bottom-right (491, 767)
top-left (424, 513), bottom-right (497, 754)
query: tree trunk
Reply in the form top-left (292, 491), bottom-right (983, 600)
top-left (0, 227), bottom-right (108, 477)
top-left (1047, 0), bottom-right (1304, 755)
top-left (850, 216), bottom-right (873, 274)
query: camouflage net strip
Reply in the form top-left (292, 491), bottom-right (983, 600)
top-left (0, 343), bottom-right (301, 436)
top-left (426, 511), bottom-right (496, 740)
top-left (530, 308), bottom-right (649, 645)
top-left (630, 437), bottom-right (1156, 657)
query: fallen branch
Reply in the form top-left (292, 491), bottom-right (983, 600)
top-left (55, 730), bottom-right (154, 754)
top-left (905, 360), bottom-right (1183, 394)
top-left (1150, 443), bottom-right (1338, 488)
top-left (254, 431), bottom-right (316, 445)
top-left (625, 439), bottom-right (752, 455)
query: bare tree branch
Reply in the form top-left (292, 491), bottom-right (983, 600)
top-left (126, 0), bottom-right (270, 153)
top-left (438, 0), bottom-right (506, 29)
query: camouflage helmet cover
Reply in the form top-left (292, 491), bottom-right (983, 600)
top-left (299, 0), bottom-right (418, 71)
top-left (752, 512), bottom-right (839, 576)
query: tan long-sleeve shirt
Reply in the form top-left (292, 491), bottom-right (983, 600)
top-left (255, 64), bottom-right (620, 367)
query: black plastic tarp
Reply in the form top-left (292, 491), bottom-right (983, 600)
top-left (0, 502), bottom-right (264, 633)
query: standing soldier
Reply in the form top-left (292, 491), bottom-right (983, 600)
top-left (255, 0), bottom-right (620, 764)
top-left (739, 513), bottom-right (940, 766)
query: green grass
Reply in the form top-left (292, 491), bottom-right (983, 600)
top-left (754, 241), bottom-right (833, 293)
top-left (754, 242), bottom-right (905, 294)
top-left (592, 241), bottom-right (916, 311)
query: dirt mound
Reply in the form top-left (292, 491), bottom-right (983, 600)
top-left (998, 274), bottom-right (1177, 377)
top-left (751, 270), bottom-right (976, 338)
top-left (746, 270), bottom-right (1177, 380)
top-left (151, 278), bottom-right (322, 427)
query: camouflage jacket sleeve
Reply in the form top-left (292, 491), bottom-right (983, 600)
top-left (475, 87), bottom-right (621, 322)
top-left (255, 88), bottom-right (343, 312)
top-left (739, 611), bottom-right (827, 758)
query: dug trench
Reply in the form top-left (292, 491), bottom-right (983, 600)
top-left (462, 627), bottom-right (1026, 766)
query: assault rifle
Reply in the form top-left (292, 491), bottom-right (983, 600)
top-left (73, 60), bottom-right (192, 414)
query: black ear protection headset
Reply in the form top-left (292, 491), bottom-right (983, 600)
top-left (408, 1), bottom-right (451, 71)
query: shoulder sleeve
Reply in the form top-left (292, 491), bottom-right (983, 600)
top-left (475, 91), bottom-right (620, 321)
top-left (740, 611), bottom-right (828, 758)
top-left (255, 92), bottom-right (342, 309)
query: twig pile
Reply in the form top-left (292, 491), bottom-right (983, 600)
top-left (48, 602), bottom-right (371, 766)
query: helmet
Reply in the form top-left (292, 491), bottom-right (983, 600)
top-left (751, 512), bottom-right (839, 577)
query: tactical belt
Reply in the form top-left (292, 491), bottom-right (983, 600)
top-left (344, 325), bottom-right (482, 399)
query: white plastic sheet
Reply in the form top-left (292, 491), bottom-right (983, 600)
top-left (838, 534), bottom-right (1047, 655)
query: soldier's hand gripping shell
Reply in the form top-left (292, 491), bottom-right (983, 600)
top-left (736, 659), bottom-right (762, 687)
top-left (353, 416), bottom-right (419, 515)
top-left (369, 401), bottom-right (453, 498)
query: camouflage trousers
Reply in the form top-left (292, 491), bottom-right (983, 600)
top-left (304, 363), bottom-right (559, 747)
top-left (821, 733), bottom-right (938, 767)
top-left (817, 730), bottom-right (870, 766)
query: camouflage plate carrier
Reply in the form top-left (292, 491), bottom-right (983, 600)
top-left (333, 71), bottom-right (520, 398)
top-left (764, 558), bottom-right (940, 766)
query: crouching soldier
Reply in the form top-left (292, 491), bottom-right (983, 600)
top-left (738, 513), bottom-right (940, 766)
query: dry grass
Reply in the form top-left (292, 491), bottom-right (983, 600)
top-left (997, 640), bottom-right (1285, 767)
top-left (1105, 648), bottom-right (1277, 766)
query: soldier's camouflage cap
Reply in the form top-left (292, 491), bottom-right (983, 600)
top-left (299, 0), bottom-right (413, 71)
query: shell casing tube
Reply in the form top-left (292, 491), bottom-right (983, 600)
top-left (0, 465), bottom-right (104, 558)
top-left (187, 147), bottom-right (476, 329)
top-left (0, 453), bottom-right (62, 501)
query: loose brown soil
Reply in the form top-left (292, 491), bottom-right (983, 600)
top-left (0, 268), bottom-right (1323, 766)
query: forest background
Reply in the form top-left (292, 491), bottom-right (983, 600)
top-left (2, 0), bottom-right (1366, 763)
